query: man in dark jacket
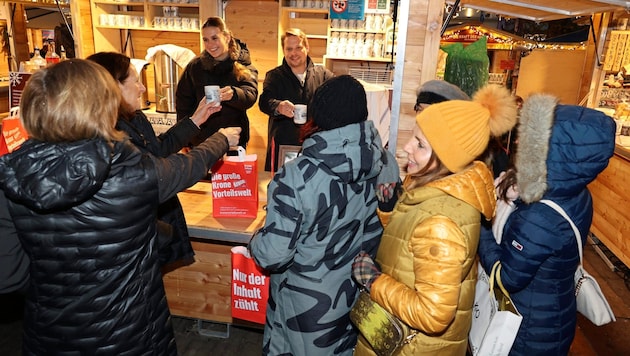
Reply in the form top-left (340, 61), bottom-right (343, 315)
top-left (259, 28), bottom-right (334, 172)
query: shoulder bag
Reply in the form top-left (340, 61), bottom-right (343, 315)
top-left (350, 289), bottom-right (417, 356)
top-left (540, 199), bottom-right (616, 326)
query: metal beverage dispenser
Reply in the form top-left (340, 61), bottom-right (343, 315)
top-left (153, 50), bottom-right (183, 113)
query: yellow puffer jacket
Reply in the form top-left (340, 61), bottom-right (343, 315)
top-left (355, 162), bottom-right (496, 356)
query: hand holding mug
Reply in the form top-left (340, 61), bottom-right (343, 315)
top-left (277, 100), bottom-right (295, 118)
top-left (219, 86), bottom-right (234, 102)
top-left (190, 98), bottom-right (221, 127)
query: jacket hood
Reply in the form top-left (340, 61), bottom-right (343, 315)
top-left (301, 121), bottom-right (396, 184)
top-left (516, 94), bottom-right (616, 203)
top-left (0, 139), bottom-right (116, 212)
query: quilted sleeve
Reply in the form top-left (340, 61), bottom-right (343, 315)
top-left (371, 215), bottom-right (466, 333)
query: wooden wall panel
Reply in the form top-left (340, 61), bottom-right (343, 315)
top-left (393, 0), bottom-right (444, 153)
top-left (588, 152), bottom-right (630, 268)
top-left (73, 0), bottom-right (95, 58)
top-left (162, 241), bottom-right (234, 323)
top-left (224, 0), bottom-right (279, 82)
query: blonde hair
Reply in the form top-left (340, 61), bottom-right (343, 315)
top-left (281, 28), bottom-right (309, 50)
top-left (202, 16), bottom-right (253, 81)
top-left (20, 59), bottom-right (125, 142)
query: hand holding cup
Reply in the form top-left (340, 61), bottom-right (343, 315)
top-left (190, 98), bottom-right (221, 127)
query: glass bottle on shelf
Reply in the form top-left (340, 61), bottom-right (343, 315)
top-left (45, 41), bottom-right (60, 66)
top-left (31, 47), bottom-right (47, 69)
top-left (373, 34), bottom-right (384, 59)
top-left (59, 45), bottom-right (67, 61)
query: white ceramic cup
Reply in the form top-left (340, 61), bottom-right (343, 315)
top-left (293, 104), bottom-right (307, 124)
top-left (204, 85), bottom-right (221, 105)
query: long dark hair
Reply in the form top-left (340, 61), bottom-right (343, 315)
top-left (496, 167), bottom-right (518, 202)
top-left (86, 52), bottom-right (136, 119)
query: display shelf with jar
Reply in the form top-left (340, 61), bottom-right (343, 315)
top-left (90, 0), bottom-right (202, 53)
top-left (325, 13), bottom-right (390, 61)
top-left (596, 30), bottom-right (630, 109)
top-left (278, 1), bottom-right (330, 65)
top-left (323, 9), bottom-right (397, 78)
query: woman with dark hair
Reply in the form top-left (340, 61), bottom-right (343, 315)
top-left (88, 51), bottom-right (219, 266)
top-left (176, 16), bottom-right (258, 148)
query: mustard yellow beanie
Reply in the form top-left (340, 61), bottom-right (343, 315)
top-left (416, 84), bottom-right (517, 173)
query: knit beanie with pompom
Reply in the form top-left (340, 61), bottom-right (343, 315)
top-left (310, 75), bottom-right (368, 130)
top-left (416, 84), bottom-right (517, 173)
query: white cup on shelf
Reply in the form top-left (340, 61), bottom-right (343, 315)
top-left (182, 17), bottom-right (191, 30)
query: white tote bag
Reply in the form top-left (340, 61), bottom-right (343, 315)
top-left (470, 261), bottom-right (523, 356)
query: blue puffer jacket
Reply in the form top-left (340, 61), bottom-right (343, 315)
top-left (478, 94), bottom-right (616, 356)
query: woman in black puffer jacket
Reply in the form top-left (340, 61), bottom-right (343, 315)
top-left (0, 59), bottom-right (240, 355)
top-left (176, 16), bottom-right (258, 148)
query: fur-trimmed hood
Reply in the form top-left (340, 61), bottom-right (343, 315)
top-left (515, 94), bottom-right (616, 203)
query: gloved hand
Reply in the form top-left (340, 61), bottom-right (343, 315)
top-left (352, 252), bottom-right (382, 291)
top-left (376, 181), bottom-right (401, 212)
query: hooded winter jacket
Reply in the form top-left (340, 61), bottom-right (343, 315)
top-left (250, 121), bottom-right (398, 356)
top-left (355, 161), bottom-right (496, 356)
top-left (478, 95), bottom-right (616, 355)
top-left (176, 39), bottom-right (258, 148)
top-left (0, 132), bottom-right (229, 355)
top-left (259, 56), bottom-right (333, 171)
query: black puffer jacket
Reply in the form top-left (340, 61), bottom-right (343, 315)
top-left (0, 133), bottom-right (228, 355)
top-left (176, 39), bottom-right (258, 148)
top-left (117, 110), bottom-right (201, 266)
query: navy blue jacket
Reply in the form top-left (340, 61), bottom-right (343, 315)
top-left (479, 101), bottom-right (615, 355)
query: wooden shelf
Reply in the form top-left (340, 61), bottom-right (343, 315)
top-left (282, 7), bottom-right (328, 14)
top-left (329, 28), bottom-right (386, 34)
top-left (324, 55), bottom-right (394, 63)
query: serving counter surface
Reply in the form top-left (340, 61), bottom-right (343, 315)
top-left (163, 172), bottom-right (270, 325)
top-left (176, 173), bottom-right (271, 244)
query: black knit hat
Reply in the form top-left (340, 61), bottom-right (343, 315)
top-left (309, 75), bottom-right (368, 130)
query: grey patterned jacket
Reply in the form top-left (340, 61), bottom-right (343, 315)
top-left (250, 120), bottom-right (398, 356)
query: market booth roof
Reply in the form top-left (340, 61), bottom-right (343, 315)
top-left (445, 0), bottom-right (626, 22)
top-left (441, 23), bottom-right (535, 50)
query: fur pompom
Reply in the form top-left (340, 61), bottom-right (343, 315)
top-left (473, 84), bottom-right (518, 137)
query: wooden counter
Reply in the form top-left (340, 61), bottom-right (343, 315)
top-left (588, 144), bottom-right (630, 268)
top-left (162, 175), bottom-right (270, 326)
